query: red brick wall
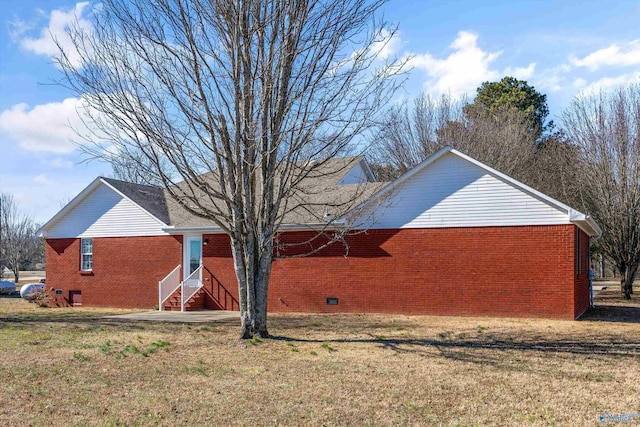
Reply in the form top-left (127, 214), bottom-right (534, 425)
top-left (45, 235), bottom-right (182, 308)
top-left (201, 225), bottom-right (583, 319)
top-left (200, 235), bottom-right (240, 311)
top-left (46, 225), bottom-right (587, 319)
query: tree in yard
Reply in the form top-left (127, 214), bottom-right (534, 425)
top-left (111, 147), bottom-right (165, 186)
top-left (0, 193), bottom-right (43, 282)
top-left (368, 92), bottom-right (538, 182)
top-left (367, 93), bottom-right (463, 179)
top-left (562, 84), bottom-right (640, 299)
top-left (525, 133), bottom-right (584, 209)
top-left (469, 76), bottom-right (551, 137)
top-left (57, 0), bottom-right (404, 337)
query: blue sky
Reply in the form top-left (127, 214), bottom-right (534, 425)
top-left (1, 0), bottom-right (640, 223)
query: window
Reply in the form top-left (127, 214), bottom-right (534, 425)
top-left (81, 238), bottom-right (93, 271)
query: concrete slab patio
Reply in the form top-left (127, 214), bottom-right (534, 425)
top-left (104, 310), bottom-right (238, 323)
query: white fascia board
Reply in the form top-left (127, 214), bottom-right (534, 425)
top-left (162, 221), bottom-right (347, 235)
top-left (38, 177), bottom-right (104, 237)
top-left (163, 226), bottom-right (224, 234)
top-left (568, 210), bottom-right (602, 238)
top-left (280, 221), bottom-right (348, 231)
top-left (587, 216), bottom-right (603, 237)
top-left (98, 178), bottom-right (169, 227)
top-left (359, 158), bottom-right (376, 182)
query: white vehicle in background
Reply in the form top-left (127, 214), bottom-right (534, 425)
top-left (0, 281), bottom-right (17, 295)
top-left (20, 282), bottom-right (46, 300)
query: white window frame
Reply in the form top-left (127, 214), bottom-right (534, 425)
top-left (81, 238), bottom-right (93, 271)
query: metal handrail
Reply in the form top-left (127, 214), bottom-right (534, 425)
top-left (158, 265), bottom-right (181, 311)
top-left (181, 264), bottom-right (203, 312)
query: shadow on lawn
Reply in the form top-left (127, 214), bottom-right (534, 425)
top-left (585, 289), bottom-right (640, 323)
top-left (581, 305), bottom-right (640, 324)
top-left (0, 312), bottom-right (240, 328)
top-left (270, 333), bottom-right (640, 360)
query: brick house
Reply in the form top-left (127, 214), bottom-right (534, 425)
top-left (39, 147), bottom-right (601, 319)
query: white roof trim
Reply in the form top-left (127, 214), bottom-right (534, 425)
top-left (37, 177), bottom-right (103, 236)
top-left (359, 158), bottom-right (376, 182)
top-left (358, 146), bottom-right (602, 237)
top-left (38, 177), bottom-right (168, 236)
top-left (163, 221), bottom-right (347, 235)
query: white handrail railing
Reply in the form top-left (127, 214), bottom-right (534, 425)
top-left (181, 264), bottom-right (203, 312)
top-left (158, 265), bottom-right (181, 311)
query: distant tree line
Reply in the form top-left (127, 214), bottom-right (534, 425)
top-left (0, 193), bottom-right (44, 282)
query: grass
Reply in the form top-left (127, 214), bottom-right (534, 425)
top-left (0, 290), bottom-right (639, 426)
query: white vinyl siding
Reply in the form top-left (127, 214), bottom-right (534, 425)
top-left (46, 183), bottom-right (168, 238)
top-left (366, 152), bottom-right (570, 229)
top-left (81, 238), bottom-right (92, 270)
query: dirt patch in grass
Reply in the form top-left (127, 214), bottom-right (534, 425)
top-left (1, 295), bottom-right (639, 426)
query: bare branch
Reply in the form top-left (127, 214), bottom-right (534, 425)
top-left (55, 0), bottom-right (405, 337)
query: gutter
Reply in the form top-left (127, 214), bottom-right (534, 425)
top-left (162, 220), bottom-right (347, 235)
top-left (568, 209), bottom-right (602, 238)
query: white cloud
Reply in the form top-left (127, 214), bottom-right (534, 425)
top-left (570, 39), bottom-right (640, 71)
top-left (20, 2), bottom-right (93, 68)
top-left (534, 66), bottom-right (566, 93)
top-left (0, 97), bottom-right (93, 154)
top-left (7, 17), bottom-right (36, 43)
top-left (33, 174), bottom-right (55, 186)
top-left (572, 78), bottom-right (587, 88)
top-left (408, 31), bottom-right (507, 98)
top-left (578, 72), bottom-right (640, 95)
top-left (45, 158), bottom-right (74, 169)
top-left (504, 63), bottom-right (536, 80)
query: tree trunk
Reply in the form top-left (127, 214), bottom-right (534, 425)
top-left (240, 313), bottom-right (252, 339)
top-left (12, 267), bottom-right (19, 283)
top-left (621, 266), bottom-right (636, 300)
top-left (230, 236), bottom-right (253, 339)
top-left (254, 247), bottom-right (273, 338)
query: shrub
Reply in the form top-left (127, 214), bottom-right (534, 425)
top-left (30, 291), bottom-right (52, 308)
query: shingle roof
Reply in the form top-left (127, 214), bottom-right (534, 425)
top-left (105, 157), bottom-right (385, 229)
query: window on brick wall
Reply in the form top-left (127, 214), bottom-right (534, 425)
top-left (81, 238), bottom-right (93, 271)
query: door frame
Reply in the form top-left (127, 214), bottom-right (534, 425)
top-left (182, 234), bottom-right (203, 280)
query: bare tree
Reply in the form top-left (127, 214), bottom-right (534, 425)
top-left (368, 93), bottom-right (463, 179)
top-left (0, 193), bottom-right (42, 282)
top-left (439, 104), bottom-right (538, 181)
top-left (57, 0), bottom-right (404, 337)
top-left (563, 84), bottom-right (640, 299)
top-left (525, 135), bottom-right (583, 209)
top-left (369, 92), bottom-right (538, 182)
top-left (111, 146), bottom-right (169, 186)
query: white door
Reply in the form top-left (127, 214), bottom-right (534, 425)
top-left (184, 235), bottom-right (202, 280)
